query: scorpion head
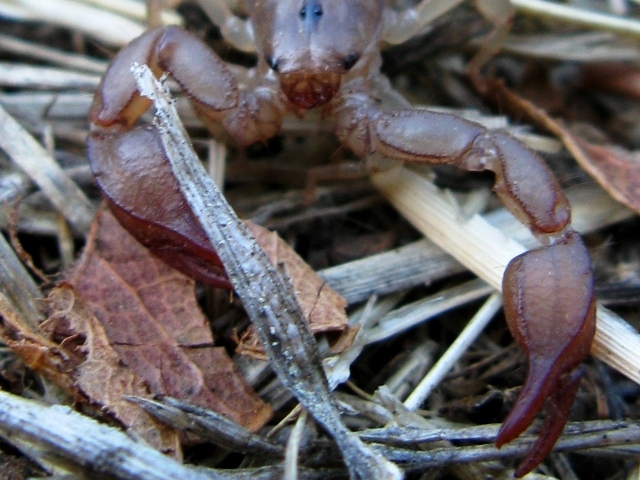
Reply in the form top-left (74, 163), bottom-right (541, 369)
top-left (252, 0), bottom-right (384, 109)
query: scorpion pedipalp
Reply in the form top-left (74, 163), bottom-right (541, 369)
top-left (499, 231), bottom-right (595, 476)
top-left (337, 100), bottom-right (596, 475)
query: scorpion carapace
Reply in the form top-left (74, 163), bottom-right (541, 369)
top-left (87, 0), bottom-right (595, 477)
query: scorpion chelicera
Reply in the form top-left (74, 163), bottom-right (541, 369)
top-left (87, 0), bottom-right (596, 476)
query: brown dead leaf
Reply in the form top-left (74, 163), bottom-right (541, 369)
top-left (0, 281), bottom-right (180, 455)
top-left (65, 207), bottom-right (271, 433)
top-left (44, 285), bottom-right (181, 455)
top-left (568, 137), bottom-right (640, 215)
top-left (0, 292), bottom-right (76, 395)
top-left (236, 222), bottom-right (349, 358)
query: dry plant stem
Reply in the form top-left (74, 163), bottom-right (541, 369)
top-left (403, 293), bottom-right (503, 410)
top-left (0, 34), bottom-right (107, 74)
top-left (132, 64), bottom-right (401, 480)
top-left (0, 0), bottom-right (145, 46)
top-left (0, 389), bottom-right (219, 480)
top-left (284, 409), bottom-right (308, 480)
top-left (382, 344), bottom-right (437, 401)
top-left (365, 279), bottom-right (493, 345)
top-left (499, 32), bottom-right (640, 62)
top-left (551, 454), bottom-right (579, 480)
top-left (3, 381), bottom-right (633, 479)
top-left (359, 419), bottom-right (632, 445)
top-left (0, 104), bottom-right (94, 235)
top-left (207, 139), bottom-right (227, 190)
top-left (81, 0), bottom-right (182, 24)
top-left (374, 423), bottom-right (640, 470)
top-left (127, 396), bottom-right (283, 457)
top-left (511, 0), bottom-right (640, 39)
top-left (0, 390), bottom-right (342, 480)
top-left (324, 295), bottom-right (384, 389)
top-left (146, 0), bottom-right (164, 27)
top-left (371, 167), bottom-right (640, 386)
top-left (0, 92), bottom-right (95, 124)
top-left (0, 62), bottom-right (101, 90)
top-left (321, 184), bottom-right (630, 305)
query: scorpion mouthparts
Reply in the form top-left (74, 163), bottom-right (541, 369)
top-left (280, 71), bottom-right (341, 109)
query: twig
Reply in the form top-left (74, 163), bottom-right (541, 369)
top-left (364, 279), bottom-right (493, 345)
top-left (320, 184), bottom-right (631, 305)
top-left (372, 420), bottom-right (640, 470)
top-left (81, 0), bottom-right (182, 24)
top-left (359, 419), bottom-right (631, 445)
top-left (0, 389), bottom-right (226, 479)
top-left (500, 32), bottom-right (640, 62)
top-left (0, 62), bottom-right (101, 90)
top-left (132, 63), bottom-right (401, 480)
top-left (0, 236), bottom-right (43, 331)
top-left (0, 390), bottom-right (341, 480)
top-left (126, 396), bottom-right (283, 457)
top-left (0, 34), bottom-right (108, 74)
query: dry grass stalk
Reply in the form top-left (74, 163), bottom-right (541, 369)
top-left (0, 103), bottom-right (95, 234)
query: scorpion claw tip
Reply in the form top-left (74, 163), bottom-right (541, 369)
top-left (495, 361), bottom-right (557, 449)
top-left (511, 368), bottom-right (584, 477)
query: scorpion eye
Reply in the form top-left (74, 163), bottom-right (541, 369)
top-left (343, 53), bottom-right (360, 71)
top-left (266, 55), bottom-right (279, 72)
top-left (300, 2), bottom-right (323, 20)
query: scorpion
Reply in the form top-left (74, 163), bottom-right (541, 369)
top-left (87, 0), bottom-right (596, 477)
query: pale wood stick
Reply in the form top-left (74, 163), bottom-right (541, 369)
top-left (512, 0), bottom-right (640, 39)
top-left (0, 0), bottom-right (145, 46)
top-left (0, 62), bottom-right (101, 90)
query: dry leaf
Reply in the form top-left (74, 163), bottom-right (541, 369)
top-left (65, 207), bottom-right (272, 433)
top-left (0, 293), bottom-right (76, 397)
top-left (0, 284), bottom-right (180, 455)
top-left (44, 285), bottom-right (182, 456)
top-left (570, 137), bottom-right (640, 214)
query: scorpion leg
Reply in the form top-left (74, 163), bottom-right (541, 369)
top-left (383, 0), bottom-right (513, 77)
top-left (88, 26), bottom-right (283, 285)
top-left (382, 0), bottom-right (466, 44)
top-left (194, 0), bottom-right (255, 52)
top-left (467, 0), bottom-right (514, 76)
top-left (89, 25), bottom-right (239, 130)
top-left (337, 105), bottom-right (595, 475)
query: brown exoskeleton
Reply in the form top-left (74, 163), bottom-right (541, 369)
top-left (87, 0), bottom-right (596, 476)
